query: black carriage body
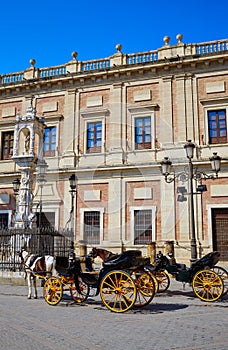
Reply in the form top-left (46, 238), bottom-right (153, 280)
top-left (102, 250), bottom-right (149, 270)
top-left (70, 250), bottom-right (150, 295)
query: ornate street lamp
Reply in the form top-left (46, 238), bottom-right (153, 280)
top-left (12, 178), bottom-right (21, 195)
top-left (210, 152), bottom-right (222, 177)
top-left (160, 157), bottom-right (173, 182)
top-left (160, 141), bottom-right (222, 262)
top-left (184, 139), bottom-right (195, 159)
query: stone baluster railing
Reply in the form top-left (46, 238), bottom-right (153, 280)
top-left (0, 38), bottom-right (228, 85)
top-left (0, 73), bottom-right (23, 84)
top-left (127, 50), bottom-right (158, 64)
top-left (196, 39), bottom-right (228, 55)
top-left (40, 65), bottom-right (66, 77)
top-left (82, 58), bottom-right (110, 71)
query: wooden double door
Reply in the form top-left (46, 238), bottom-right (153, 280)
top-left (212, 208), bottom-right (228, 261)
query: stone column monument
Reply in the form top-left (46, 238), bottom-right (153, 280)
top-left (12, 100), bottom-right (45, 229)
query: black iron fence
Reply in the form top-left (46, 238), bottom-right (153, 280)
top-left (0, 228), bottom-right (74, 271)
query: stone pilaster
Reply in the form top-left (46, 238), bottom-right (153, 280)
top-left (106, 83), bottom-right (124, 165)
top-left (60, 89), bottom-right (78, 168)
top-left (160, 76), bottom-right (174, 144)
top-left (175, 74), bottom-right (187, 142)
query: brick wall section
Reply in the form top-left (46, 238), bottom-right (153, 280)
top-left (126, 83), bottom-right (159, 105)
top-left (125, 180), bottom-right (161, 242)
top-left (197, 76), bottom-right (228, 144)
top-left (126, 83), bottom-right (160, 145)
top-left (36, 95), bottom-right (65, 115)
top-left (202, 178), bottom-right (228, 241)
top-left (78, 90), bottom-right (110, 153)
top-left (79, 89), bottom-right (110, 110)
top-left (0, 101), bottom-right (22, 121)
top-left (76, 183), bottom-right (109, 241)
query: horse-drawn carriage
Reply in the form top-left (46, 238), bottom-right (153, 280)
top-left (20, 247), bottom-right (226, 312)
top-left (43, 249), bottom-right (156, 313)
top-left (147, 250), bottom-right (227, 301)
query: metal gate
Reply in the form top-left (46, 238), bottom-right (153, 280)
top-left (212, 208), bottom-right (228, 261)
top-left (0, 228), bottom-right (74, 271)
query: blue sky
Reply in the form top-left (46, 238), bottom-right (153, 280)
top-left (0, 0), bottom-right (228, 75)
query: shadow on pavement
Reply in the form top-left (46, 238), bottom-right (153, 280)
top-left (159, 289), bottom-right (228, 303)
top-left (130, 302), bottom-right (189, 314)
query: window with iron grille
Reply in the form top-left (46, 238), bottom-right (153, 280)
top-left (87, 122), bottom-right (102, 153)
top-left (135, 117), bottom-right (151, 150)
top-left (1, 131), bottom-right (14, 160)
top-left (84, 211), bottom-right (100, 244)
top-left (134, 209), bottom-right (152, 245)
top-left (44, 126), bottom-right (56, 156)
top-left (208, 110), bottom-right (227, 144)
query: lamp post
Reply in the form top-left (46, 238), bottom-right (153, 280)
top-left (184, 140), bottom-right (197, 261)
top-left (69, 174), bottom-right (77, 232)
top-left (12, 178), bottom-right (21, 217)
top-left (160, 140), bottom-right (222, 262)
top-left (37, 160), bottom-right (48, 229)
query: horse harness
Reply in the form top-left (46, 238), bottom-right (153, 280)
top-left (22, 254), bottom-right (47, 277)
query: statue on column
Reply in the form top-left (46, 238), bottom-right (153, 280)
top-left (25, 134), bottom-right (30, 154)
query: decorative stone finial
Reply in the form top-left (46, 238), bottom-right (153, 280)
top-left (71, 51), bottom-right (78, 60)
top-left (116, 44), bottom-right (122, 52)
top-left (176, 34), bottom-right (183, 43)
top-left (30, 58), bottom-right (36, 67)
top-left (163, 36), bottom-right (170, 45)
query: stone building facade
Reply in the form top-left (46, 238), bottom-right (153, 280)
top-left (0, 35), bottom-right (227, 262)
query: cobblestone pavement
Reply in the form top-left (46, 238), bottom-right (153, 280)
top-left (0, 279), bottom-right (227, 350)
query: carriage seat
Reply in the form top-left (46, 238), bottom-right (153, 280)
top-left (102, 250), bottom-right (146, 269)
top-left (55, 256), bottom-right (72, 276)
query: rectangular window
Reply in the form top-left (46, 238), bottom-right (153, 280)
top-left (1, 131), bottom-right (14, 160)
top-left (135, 117), bottom-right (151, 149)
top-left (0, 213), bottom-right (9, 229)
top-left (208, 110), bottom-right (227, 144)
top-left (87, 122), bottom-right (102, 153)
top-left (44, 127), bottom-right (56, 156)
top-left (84, 211), bottom-right (100, 244)
top-left (134, 209), bottom-right (152, 245)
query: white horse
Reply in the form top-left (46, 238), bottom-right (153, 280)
top-left (19, 249), bottom-right (57, 299)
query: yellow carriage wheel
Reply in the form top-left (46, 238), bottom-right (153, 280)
top-left (43, 277), bottom-right (63, 306)
top-left (148, 272), bottom-right (159, 293)
top-left (154, 271), bottom-right (170, 293)
top-left (210, 266), bottom-right (228, 296)
top-left (100, 270), bottom-right (137, 313)
top-left (192, 269), bottom-right (224, 302)
top-left (70, 276), bottom-right (90, 303)
top-left (132, 270), bottom-right (155, 307)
